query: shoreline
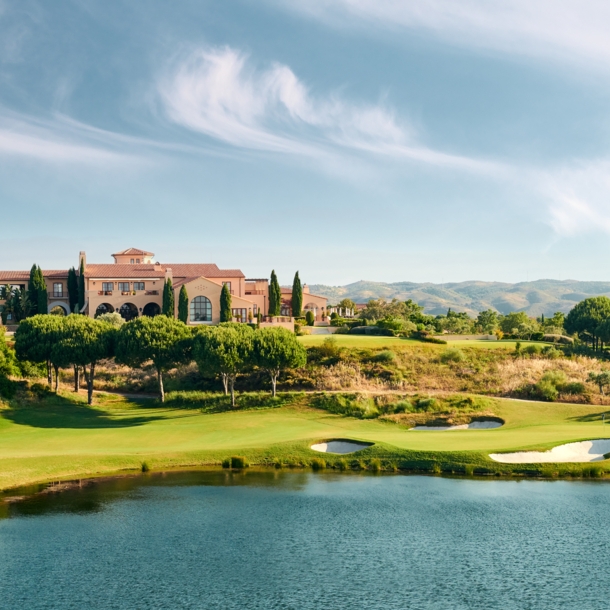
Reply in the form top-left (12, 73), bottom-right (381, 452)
top-left (3, 458), bottom-right (610, 507)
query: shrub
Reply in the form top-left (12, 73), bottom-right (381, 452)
top-left (542, 346), bottom-right (563, 359)
top-left (522, 344), bottom-right (543, 355)
top-left (561, 382), bottom-right (585, 395)
top-left (305, 311), bottom-right (315, 326)
top-left (368, 459), bottom-right (381, 472)
top-left (415, 396), bottom-right (439, 411)
top-left (392, 400), bottom-right (414, 413)
top-left (222, 458), bottom-right (231, 468)
top-left (439, 348), bottom-right (466, 363)
top-left (319, 337), bottom-right (340, 358)
top-left (534, 379), bottom-right (558, 401)
top-left (230, 456), bottom-right (248, 468)
top-left (372, 350), bottom-right (396, 363)
top-left (337, 458), bottom-right (348, 471)
top-left (141, 461), bottom-right (150, 473)
top-left (464, 464), bottom-right (475, 476)
top-left (312, 393), bottom-right (378, 418)
top-left (310, 458), bottom-right (326, 471)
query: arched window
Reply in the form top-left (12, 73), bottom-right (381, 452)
top-left (190, 296), bottom-right (212, 322)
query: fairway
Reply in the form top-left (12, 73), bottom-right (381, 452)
top-left (1, 392), bottom-right (610, 490)
top-left (298, 334), bottom-right (547, 350)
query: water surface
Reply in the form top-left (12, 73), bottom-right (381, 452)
top-left (1, 471), bottom-right (609, 609)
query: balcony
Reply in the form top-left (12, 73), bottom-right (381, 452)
top-left (145, 290), bottom-right (159, 296)
top-left (98, 291), bottom-right (113, 296)
top-left (52, 292), bottom-right (64, 298)
top-left (121, 291), bottom-right (135, 296)
top-left (245, 290), bottom-right (265, 295)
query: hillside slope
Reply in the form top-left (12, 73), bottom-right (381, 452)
top-left (309, 279), bottom-right (610, 316)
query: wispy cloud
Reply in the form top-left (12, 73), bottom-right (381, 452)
top-left (539, 160), bottom-right (610, 236)
top-left (0, 111), bottom-right (141, 164)
top-left (274, 0), bottom-right (610, 70)
top-left (158, 46), bottom-right (497, 172)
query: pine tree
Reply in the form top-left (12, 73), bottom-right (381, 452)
top-left (162, 278), bottom-right (175, 317)
top-left (77, 259), bottom-right (85, 313)
top-left (36, 266), bottom-right (48, 315)
top-left (220, 283), bottom-right (232, 322)
top-left (68, 267), bottom-right (78, 313)
top-left (178, 285), bottom-right (189, 323)
top-left (28, 264), bottom-right (38, 315)
top-left (268, 270), bottom-right (281, 316)
top-left (291, 271), bottom-right (302, 318)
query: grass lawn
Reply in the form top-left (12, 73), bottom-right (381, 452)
top-left (1, 391), bottom-right (610, 491)
top-left (298, 334), bottom-right (547, 350)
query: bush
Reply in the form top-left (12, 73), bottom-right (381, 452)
top-left (392, 400), bottom-right (413, 413)
top-left (141, 461), bottom-right (150, 473)
top-left (415, 397), bottom-right (439, 411)
top-left (543, 334), bottom-right (574, 344)
top-left (372, 350), bottom-right (396, 363)
top-left (522, 344), bottom-right (543, 355)
top-left (311, 393), bottom-right (379, 418)
top-left (337, 458), bottom-right (348, 471)
top-left (534, 379), bottom-right (559, 401)
top-left (230, 456), bottom-right (248, 468)
top-left (310, 458), bottom-right (326, 471)
top-left (368, 459), bottom-right (381, 472)
top-left (440, 348), bottom-right (466, 363)
top-left (542, 346), bottom-right (563, 359)
top-left (305, 311), bottom-right (315, 326)
top-left (561, 382), bottom-right (585, 395)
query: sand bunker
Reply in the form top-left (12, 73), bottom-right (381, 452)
top-left (310, 440), bottom-right (372, 454)
top-left (490, 439), bottom-right (610, 463)
top-left (411, 420), bottom-right (503, 431)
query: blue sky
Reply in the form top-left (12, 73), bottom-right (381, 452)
top-left (2, 0), bottom-right (610, 285)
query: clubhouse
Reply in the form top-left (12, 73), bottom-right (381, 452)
top-left (0, 248), bottom-right (328, 325)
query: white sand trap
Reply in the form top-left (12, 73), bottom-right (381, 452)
top-left (490, 439), bottom-right (610, 463)
top-left (412, 420), bottom-right (503, 431)
top-left (310, 440), bottom-right (372, 454)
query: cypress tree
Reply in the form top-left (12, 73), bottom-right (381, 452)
top-left (178, 285), bottom-right (189, 323)
top-left (68, 267), bottom-right (78, 313)
top-left (162, 278), bottom-right (175, 317)
top-left (291, 271), bottom-right (303, 318)
top-left (268, 270), bottom-right (281, 316)
top-left (28, 264), bottom-right (38, 315)
top-left (77, 259), bottom-right (85, 313)
top-left (36, 266), bottom-right (48, 315)
top-left (220, 283), bottom-right (232, 322)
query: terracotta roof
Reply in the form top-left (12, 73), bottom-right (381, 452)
top-left (0, 270), bottom-right (68, 281)
top-left (161, 264), bottom-right (245, 279)
top-left (84, 263), bottom-right (244, 280)
top-left (112, 247), bottom-right (154, 256)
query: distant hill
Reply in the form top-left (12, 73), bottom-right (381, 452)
top-left (308, 280), bottom-right (610, 317)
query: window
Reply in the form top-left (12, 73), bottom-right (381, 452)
top-left (130, 259), bottom-right (134, 264)
top-left (232, 308), bottom-right (247, 323)
top-left (190, 296), bottom-right (212, 322)
top-left (102, 282), bottom-right (114, 292)
top-left (118, 282), bottom-right (130, 292)
top-left (223, 281), bottom-right (232, 293)
top-left (136, 259), bottom-right (140, 264)
top-left (53, 283), bottom-right (63, 297)
top-left (133, 282), bottom-right (145, 291)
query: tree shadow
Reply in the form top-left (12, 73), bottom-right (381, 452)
top-left (567, 410), bottom-right (610, 423)
top-left (1, 394), bottom-right (165, 429)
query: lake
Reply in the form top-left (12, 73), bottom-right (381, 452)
top-left (1, 471), bottom-right (609, 609)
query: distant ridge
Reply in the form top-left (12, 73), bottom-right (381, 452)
top-left (308, 279), bottom-right (610, 317)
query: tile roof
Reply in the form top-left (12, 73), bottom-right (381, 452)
top-left (112, 247), bottom-right (154, 256)
top-left (84, 263), bottom-right (245, 279)
top-left (0, 270), bottom-right (68, 281)
top-left (163, 264), bottom-right (244, 279)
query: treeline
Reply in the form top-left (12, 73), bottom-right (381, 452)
top-left (329, 298), bottom-right (571, 340)
top-left (6, 315), bottom-right (306, 405)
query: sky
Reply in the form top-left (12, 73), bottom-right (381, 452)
top-left (2, 0), bottom-right (610, 285)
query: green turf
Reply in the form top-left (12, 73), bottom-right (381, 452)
top-left (298, 335), bottom-right (547, 350)
top-left (1, 391), bottom-right (610, 490)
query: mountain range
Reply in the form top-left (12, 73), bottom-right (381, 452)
top-left (308, 280), bottom-right (610, 317)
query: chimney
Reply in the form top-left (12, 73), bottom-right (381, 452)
top-left (165, 268), bottom-right (173, 283)
top-left (79, 251), bottom-right (86, 269)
